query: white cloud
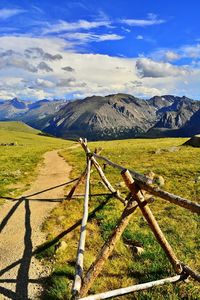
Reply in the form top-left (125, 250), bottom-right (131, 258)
top-left (136, 35), bottom-right (144, 40)
top-left (33, 78), bottom-right (55, 88)
top-left (150, 49), bottom-right (181, 62)
top-left (150, 44), bottom-right (200, 62)
top-left (0, 8), bottom-right (25, 20)
top-left (0, 56), bottom-right (38, 73)
top-left (181, 44), bottom-right (200, 59)
top-left (62, 32), bottom-right (124, 43)
top-left (24, 47), bottom-right (63, 60)
top-left (42, 19), bottom-right (112, 34)
top-left (121, 14), bottom-right (165, 27)
top-left (136, 58), bottom-right (190, 78)
top-left (37, 61), bottom-right (53, 72)
top-left (0, 36), bottom-right (200, 100)
top-left (0, 36), bottom-right (72, 53)
top-left (0, 35), bottom-right (140, 99)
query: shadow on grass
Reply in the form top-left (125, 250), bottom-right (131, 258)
top-left (35, 196), bottom-right (111, 258)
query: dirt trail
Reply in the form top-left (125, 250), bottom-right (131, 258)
top-left (0, 150), bottom-right (72, 300)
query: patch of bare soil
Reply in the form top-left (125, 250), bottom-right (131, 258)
top-left (0, 150), bottom-right (72, 299)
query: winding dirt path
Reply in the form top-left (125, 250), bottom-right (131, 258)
top-left (0, 150), bottom-right (72, 300)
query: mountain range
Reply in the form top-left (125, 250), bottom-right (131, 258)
top-left (0, 98), bottom-right (68, 129)
top-left (0, 94), bottom-right (200, 140)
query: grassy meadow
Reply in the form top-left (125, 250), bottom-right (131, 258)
top-left (41, 137), bottom-right (200, 300)
top-left (0, 122), bottom-right (199, 299)
top-left (0, 121), bottom-right (72, 202)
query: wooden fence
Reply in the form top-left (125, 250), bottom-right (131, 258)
top-left (66, 138), bottom-right (200, 300)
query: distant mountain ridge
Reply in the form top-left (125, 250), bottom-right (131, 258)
top-left (0, 98), bottom-right (68, 129)
top-left (0, 94), bottom-right (200, 140)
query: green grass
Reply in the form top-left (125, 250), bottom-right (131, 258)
top-left (41, 137), bottom-right (200, 299)
top-left (0, 121), bottom-right (39, 133)
top-left (0, 121), bottom-right (73, 201)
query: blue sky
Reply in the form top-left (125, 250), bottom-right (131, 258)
top-left (0, 0), bottom-right (200, 100)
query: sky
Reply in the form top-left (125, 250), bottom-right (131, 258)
top-left (0, 0), bottom-right (200, 100)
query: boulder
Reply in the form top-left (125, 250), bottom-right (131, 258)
top-left (183, 135), bottom-right (200, 147)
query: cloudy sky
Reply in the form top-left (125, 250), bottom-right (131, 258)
top-left (0, 0), bottom-right (200, 100)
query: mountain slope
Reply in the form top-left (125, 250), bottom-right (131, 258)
top-left (0, 121), bottom-right (40, 134)
top-left (44, 94), bottom-right (158, 140)
top-left (43, 94), bottom-right (200, 140)
top-left (20, 99), bottom-right (67, 129)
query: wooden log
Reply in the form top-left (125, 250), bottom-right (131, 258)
top-left (79, 275), bottom-right (182, 300)
top-left (79, 138), bottom-right (126, 205)
top-left (121, 170), bottom-right (182, 274)
top-left (182, 264), bottom-right (200, 282)
top-left (72, 158), bottom-right (92, 298)
top-left (92, 151), bottom-right (200, 215)
top-left (139, 182), bottom-right (200, 215)
top-left (93, 153), bottom-right (152, 185)
top-left (92, 159), bottom-right (126, 205)
top-left (79, 198), bottom-right (139, 297)
top-left (66, 169), bottom-right (87, 200)
top-left (103, 163), bottom-right (107, 170)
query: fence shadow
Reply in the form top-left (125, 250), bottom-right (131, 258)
top-left (0, 199), bottom-right (33, 299)
top-left (0, 178), bottom-right (79, 299)
top-left (0, 194), bottom-right (110, 299)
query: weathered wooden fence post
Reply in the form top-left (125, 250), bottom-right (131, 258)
top-left (72, 155), bottom-right (92, 298)
top-left (79, 138), bottom-right (126, 205)
top-left (79, 197), bottom-right (139, 297)
top-left (121, 169), bottom-right (182, 274)
top-left (70, 138), bottom-right (200, 299)
top-left (66, 168), bottom-right (87, 200)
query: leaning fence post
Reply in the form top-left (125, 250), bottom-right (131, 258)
top-left (72, 156), bottom-right (92, 298)
top-left (79, 197), bottom-right (139, 297)
top-left (79, 138), bottom-right (126, 205)
top-left (66, 168), bottom-right (87, 200)
top-left (121, 169), bottom-right (182, 274)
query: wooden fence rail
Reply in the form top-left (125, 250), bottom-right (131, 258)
top-left (93, 153), bottom-right (200, 214)
top-left (70, 138), bottom-right (200, 300)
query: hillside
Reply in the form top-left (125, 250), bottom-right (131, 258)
top-left (0, 121), bottom-right (40, 133)
top-left (0, 121), bottom-right (72, 199)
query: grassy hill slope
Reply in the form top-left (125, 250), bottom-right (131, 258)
top-left (0, 121), bottom-right (73, 200)
top-left (0, 121), bottom-right (39, 133)
top-left (41, 137), bottom-right (200, 299)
